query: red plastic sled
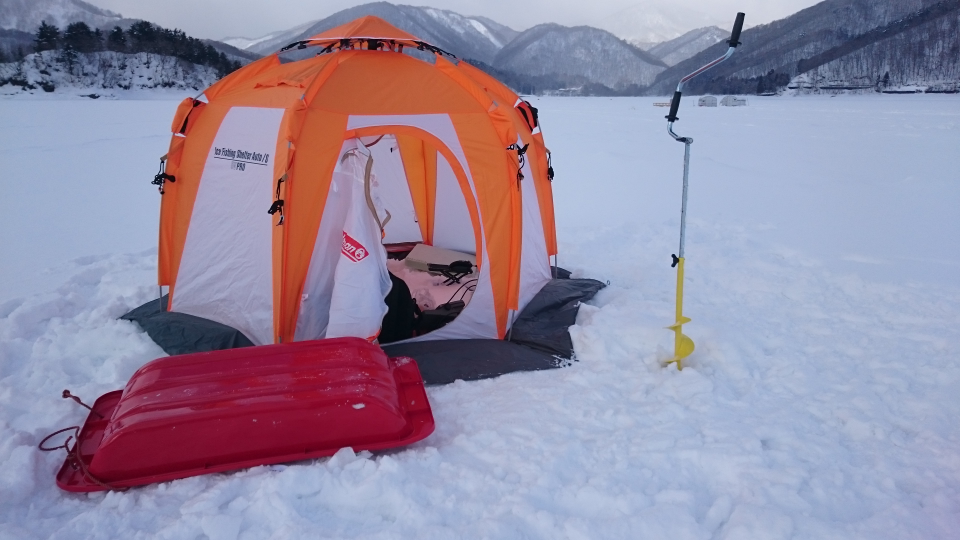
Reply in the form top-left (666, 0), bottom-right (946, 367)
top-left (51, 337), bottom-right (434, 492)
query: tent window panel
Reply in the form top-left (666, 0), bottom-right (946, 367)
top-left (367, 136), bottom-right (423, 245)
top-left (432, 155), bottom-right (475, 255)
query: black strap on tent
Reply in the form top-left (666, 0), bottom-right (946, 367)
top-left (516, 100), bottom-right (540, 131)
top-left (178, 99), bottom-right (203, 134)
top-left (280, 40), bottom-right (309, 52)
top-left (152, 155), bottom-right (176, 195)
top-left (507, 143), bottom-right (529, 189)
top-left (547, 151), bottom-right (555, 182)
top-left (268, 174), bottom-right (286, 225)
top-left (414, 41), bottom-right (457, 58)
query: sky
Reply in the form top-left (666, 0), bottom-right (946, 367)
top-left (87, 0), bottom-right (822, 41)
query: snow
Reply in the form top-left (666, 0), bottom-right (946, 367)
top-left (467, 18), bottom-right (502, 48)
top-left (1, 93), bottom-right (960, 538)
top-left (421, 8), bottom-right (503, 50)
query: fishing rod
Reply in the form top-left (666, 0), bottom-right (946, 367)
top-left (664, 12), bottom-right (745, 371)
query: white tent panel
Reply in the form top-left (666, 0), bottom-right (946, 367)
top-left (432, 155), bottom-right (476, 255)
top-left (366, 135), bottom-right (422, 244)
top-left (172, 106), bottom-right (284, 346)
top-left (517, 145), bottom-right (552, 311)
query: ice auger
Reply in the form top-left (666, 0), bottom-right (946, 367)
top-left (664, 12), bottom-right (745, 370)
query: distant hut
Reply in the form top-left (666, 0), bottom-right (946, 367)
top-left (698, 96), bottom-right (718, 107)
top-left (721, 96), bottom-right (747, 106)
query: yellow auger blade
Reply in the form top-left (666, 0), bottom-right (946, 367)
top-left (665, 257), bottom-right (694, 370)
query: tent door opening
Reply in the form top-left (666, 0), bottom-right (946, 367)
top-left (361, 134), bottom-right (480, 343)
top-left (295, 133), bottom-right (482, 344)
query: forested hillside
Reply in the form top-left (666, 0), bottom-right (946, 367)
top-left (648, 0), bottom-right (959, 95)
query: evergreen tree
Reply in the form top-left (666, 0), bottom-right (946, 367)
top-left (63, 22), bottom-right (100, 53)
top-left (59, 44), bottom-right (78, 70)
top-left (127, 21), bottom-right (158, 51)
top-left (34, 21), bottom-right (60, 52)
top-left (107, 26), bottom-right (126, 52)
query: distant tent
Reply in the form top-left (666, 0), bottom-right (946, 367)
top-left (698, 96), bottom-right (717, 107)
top-left (721, 95), bottom-right (747, 106)
top-left (133, 16), bottom-right (604, 382)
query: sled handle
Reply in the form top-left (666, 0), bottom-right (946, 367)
top-left (728, 13), bottom-right (745, 48)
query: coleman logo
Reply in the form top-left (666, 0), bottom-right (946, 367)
top-left (341, 232), bottom-right (368, 263)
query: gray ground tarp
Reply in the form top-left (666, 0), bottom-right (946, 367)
top-left (120, 296), bottom-right (254, 356)
top-left (121, 277), bottom-right (604, 385)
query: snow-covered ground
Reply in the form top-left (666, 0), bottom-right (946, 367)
top-left (0, 94), bottom-right (958, 539)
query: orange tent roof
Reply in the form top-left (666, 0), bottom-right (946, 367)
top-left (306, 16), bottom-right (421, 43)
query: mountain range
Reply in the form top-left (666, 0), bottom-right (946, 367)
top-left (2, 0), bottom-right (958, 95)
top-left (222, 2), bottom-right (689, 92)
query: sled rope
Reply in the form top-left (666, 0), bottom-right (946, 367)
top-left (39, 426), bottom-right (127, 491)
top-left (62, 389), bottom-right (103, 418)
top-left (39, 390), bottom-right (130, 491)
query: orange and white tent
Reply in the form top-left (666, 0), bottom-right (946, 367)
top-left (155, 16), bottom-right (558, 346)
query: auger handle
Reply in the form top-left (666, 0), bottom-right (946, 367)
top-left (728, 13), bottom-right (745, 47)
top-left (667, 11), bottom-right (744, 141)
top-left (666, 91), bottom-right (682, 122)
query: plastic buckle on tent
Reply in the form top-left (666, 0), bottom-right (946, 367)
top-left (152, 158), bottom-right (176, 194)
top-left (507, 143), bottom-right (529, 188)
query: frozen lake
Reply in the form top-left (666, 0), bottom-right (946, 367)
top-left (1, 94), bottom-right (958, 304)
top-left (1, 93), bottom-right (959, 539)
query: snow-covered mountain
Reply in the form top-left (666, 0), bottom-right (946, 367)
top-left (646, 26), bottom-right (727, 66)
top-left (0, 50), bottom-right (220, 94)
top-left (0, 0), bottom-right (126, 33)
top-left (594, 1), bottom-right (726, 49)
top-left (221, 20), bottom-right (320, 53)
top-left (493, 24), bottom-right (667, 91)
top-left (232, 2), bottom-right (517, 64)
